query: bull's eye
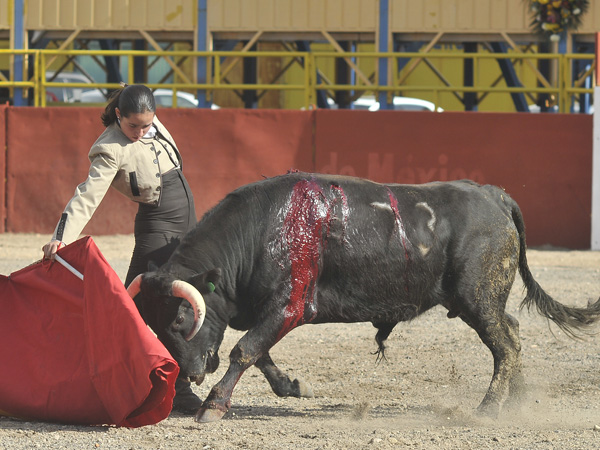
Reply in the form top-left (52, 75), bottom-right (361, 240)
top-left (175, 315), bottom-right (184, 325)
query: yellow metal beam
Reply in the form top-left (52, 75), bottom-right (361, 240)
top-left (500, 32), bottom-right (552, 90)
top-left (219, 31), bottom-right (264, 81)
top-left (396, 32), bottom-right (444, 86)
top-left (43, 29), bottom-right (82, 72)
top-left (139, 29), bottom-right (193, 85)
top-left (573, 62), bottom-right (596, 88)
top-left (321, 30), bottom-right (373, 87)
top-left (281, 41), bottom-right (337, 98)
top-left (419, 58), bottom-right (464, 103)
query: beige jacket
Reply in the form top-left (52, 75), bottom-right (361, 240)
top-left (52, 116), bottom-right (182, 244)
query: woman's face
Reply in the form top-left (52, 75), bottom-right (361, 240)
top-left (116, 108), bottom-right (155, 142)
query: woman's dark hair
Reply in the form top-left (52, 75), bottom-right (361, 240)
top-left (101, 84), bottom-right (156, 127)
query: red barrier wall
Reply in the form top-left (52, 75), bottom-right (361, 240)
top-left (6, 107), bottom-right (117, 236)
top-left (315, 110), bottom-right (592, 249)
top-left (0, 105), bottom-right (6, 229)
top-left (3, 107), bottom-right (593, 249)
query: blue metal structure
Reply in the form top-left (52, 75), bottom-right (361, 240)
top-left (196, 0), bottom-right (211, 108)
top-left (489, 42), bottom-right (529, 112)
top-left (377, 0), bottom-right (390, 110)
top-left (13, 0), bottom-right (25, 106)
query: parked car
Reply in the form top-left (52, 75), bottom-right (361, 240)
top-left (350, 95), bottom-right (443, 112)
top-left (152, 89), bottom-right (198, 108)
top-left (45, 71), bottom-right (106, 103)
top-left (74, 87), bottom-right (106, 103)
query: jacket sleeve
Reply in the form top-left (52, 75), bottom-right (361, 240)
top-left (52, 148), bottom-right (119, 244)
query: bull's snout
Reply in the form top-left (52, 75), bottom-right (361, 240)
top-left (179, 349), bottom-right (219, 386)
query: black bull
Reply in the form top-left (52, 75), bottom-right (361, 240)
top-left (128, 173), bottom-right (600, 423)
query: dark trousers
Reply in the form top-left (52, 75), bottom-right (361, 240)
top-left (125, 169), bottom-right (196, 287)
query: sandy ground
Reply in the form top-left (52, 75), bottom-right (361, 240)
top-left (0, 233), bottom-right (599, 449)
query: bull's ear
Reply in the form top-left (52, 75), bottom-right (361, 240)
top-left (190, 268), bottom-right (222, 294)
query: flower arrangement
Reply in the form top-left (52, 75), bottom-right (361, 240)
top-left (529, 0), bottom-right (589, 41)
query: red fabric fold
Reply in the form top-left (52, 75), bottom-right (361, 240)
top-left (0, 236), bottom-right (178, 427)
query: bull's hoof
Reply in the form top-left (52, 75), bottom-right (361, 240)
top-left (476, 402), bottom-right (500, 419)
top-left (294, 378), bottom-right (314, 398)
top-left (195, 406), bottom-right (227, 423)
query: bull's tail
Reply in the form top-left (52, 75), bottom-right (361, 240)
top-left (510, 200), bottom-right (600, 339)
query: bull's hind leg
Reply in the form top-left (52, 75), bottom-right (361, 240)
top-left (502, 313), bottom-right (525, 411)
top-left (462, 309), bottom-right (523, 417)
top-left (255, 352), bottom-right (314, 398)
top-left (451, 227), bottom-right (523, 416)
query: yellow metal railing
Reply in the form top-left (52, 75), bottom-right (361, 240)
top-left (313, 51), bottom-right (596, 113)
top-left (0, 48), bottom-right (596, 111)
top-left (34, 49), bottom-right (312, 107)
top-left (0, 49), bottom-right (40, 102)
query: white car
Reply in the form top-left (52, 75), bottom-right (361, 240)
top-left (74, 88), bottom-right (106, 103)
top-left (152, 89), bottom-right (198, 108)
top-left (45, 71), bottom-right (107, 103)
top-left (350, 95), bottom-right (443, 112)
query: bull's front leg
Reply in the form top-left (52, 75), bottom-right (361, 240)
top-left (255, 352), bottom-right (314, 398)
top-left (195, 321), bottom-right (288, 423)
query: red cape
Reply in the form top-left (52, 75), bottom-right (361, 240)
top-left (0, 236), bottom-right (179, 427)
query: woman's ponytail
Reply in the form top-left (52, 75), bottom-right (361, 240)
top-left (100, 84), bottom-right (125, 127)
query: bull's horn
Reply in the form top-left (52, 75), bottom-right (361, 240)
top-left (127, 274), bottom-right (143, 298)
top-left (172, 280), bottom-right (206, 341)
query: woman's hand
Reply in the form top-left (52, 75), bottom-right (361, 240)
top-left (42, 240), bottom-right (65, 260)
